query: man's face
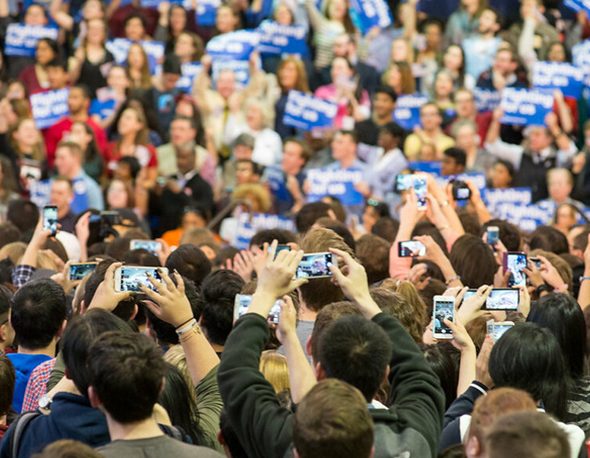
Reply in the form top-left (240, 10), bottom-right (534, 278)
top-left (50, 180), bottom-right (73, 209)
top-left (548, 172), bottom-right (573, 203)
top-left (420, 106), bottom-right (441, 131)
top-left (441, 155), bottom-right (459, 176)
top-left (216, 71), bottom-right (236, 100)
top-left (170, 120), bottom-right (196, 146)
top-left (68, 88), bottom-right (87, 115)
top-left (455, 91), bottom-right (475, 118)
top-left (176, 148), bottom-right (195, 174)
top-left (373, 93), bottom-right (395, 118)
top-left (47, 66), bottom-right (68, 89)
top-left (236, 162), bottom-right (257, 185)
top-left (162, 73), bottom-right (180, 92)
top-left (333, 35), bottom-right (352, 58)
top-left (234, 145), bottom-right (253, 161)
top-left (528, 127), bottom-right (552, 152)
top-left (282, 142), bottom-right (305, 173)
top-left (54, 148), bottom-right (76, 176)
top-left (478, 9), bottom-right (498, 34)
top-left (331, 133), bottom-right (356, 161)
top-left (493, 50), bottom-right (515, 76)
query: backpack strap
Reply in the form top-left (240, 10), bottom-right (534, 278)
top-left (9, 411), bottom-right (42, 458)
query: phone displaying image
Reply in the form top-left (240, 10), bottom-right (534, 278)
top-left (233, 294), bottom-right (282, 324)
top-left (296, 252), bottom-right (334, 279)
top-left (68, 262), bottom-right (98, 281)
top-left (487, 320), bottom-right (514, 342)
top-left (487, 226), bottom-right (499, 246)
top-left (414, 176), bottom-right (427, 210)
top-left (394, 174), bottom-right (415, 193)
top-left (503, 252), bottom-right (527, 287)
top-left (43, 205), bottom-right (58, 236)
top-left (452, 180), bottom-right (471, 201)
top-left (483, 288), bottom-right (519, 311)
top-left (114, 266), bottom-right (168, 292)
top-left (130, 239), bottom-right (162, 253)
top-left (432, 295), bottom-right (455, 339)
top-left (398, 240), bottom-right (426, 257)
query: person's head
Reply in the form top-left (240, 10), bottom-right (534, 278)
top-left (11, 117), bottom-right (42, 155)
top-left (175, 144), bottom-right (197, 175)
top-left (117, 106), bottom-right (148, 144)
top-left (50, 177), bottom-right (74, 212)
top-left (483, 411), bottom-right (570, 458)
top-left (55, 141), bottom-right (83, 177)
top-left (244, 98), bottom-right (269, 131)
top-left (295, 202), bottom-right (337, 233)
top-left (299, 228), bottom-right (354, 311)
top-left (0, 356), bottom-right (14, 418)
top-left (526, 125), bottom-right (553, 152)
top-left (167, 3), bottom-right (187, 34)
top-left (465, 388), bottom-right (537, 458)
top-left (489, 160), bottom-right (514, 189)
top-left (88, 332), bottom-right (166, 423)
top-left (0, 222), bottom-right (20, 250)
top-left (46, 58), bottom-right (68, 90)
top-left (235, 159), bottom-right (261, 185)
top-left (165, 244), bottom-right (212, 288)
top-left (124, 13), bottom-right (147, 41)
top-left (547, 168), bottom-right (574, 204)
top-left (316, 315), bottom-right (391, 401)
top-left (355, 234), bottom-right (390, 285)
top-left (377, 122), bottom-right (405, 152)
top-left (69, 121), bottom-right (97, 153)
top-left (529, 226), bottom-right (569, 254)
top-left (332, 33), bottom-right (355, 59)
top-left (443, 45), bottom-right (466, 75)
top-left (454, 88), bottom-right (477, 119)
top-left (107, 179), bottom-right (134, 210)
top-left (0, 157), bottom-right (18, 196)
top-left (106, 65), bottom-right (130, 93)
top-left (331, 130), bottom-right (357, 163)
top-left (215, 68), bottom-right (237, 100)
top-left (114, 156), bottom-right (141, 181)
top-left (174, 31), bottom-right (203, 62)
top-left (282, 138), bottom-right (310, 175)
top-left (481, 220), bottom-right (522, 252)
top-left (384, 61), bottom-right (415, 94)
top-left (67, 85), bottom-right (91, 116)
top-left (35, 38), bottom-right (59, 66)
top-left (232, 133), bottom-right (255, 160)
top-left (449, 235), bottom-right (497, 288)
top-left (442, 147), bottom-right (467, 176)
top-left (277, 57), bottom-right (310, 92)
top-left (84, 18), bottom-right (107, 47)
top-left (489, 323), bottom-right (568, 419)
top-left (325, 0), bottom-right (351, 24)
top-left (33, 440), bottom-right (103, 458)
top-left (24, 3), bottom-right (48, 25)
top-left (554, 203), bottom-right (578, 234)
top-left (6, 199), bottom-right (39, 234)
top-left (362, 200), bottom-right (390, 234)
top-left (372, 86), bottom-right (397, 119)
top-left (493, 47), bottom-right (518, 77)
top-left (478, 6), bottom-right (500, 35)
top-left (216, 4), bottom-right (240, 33)
top-left (199, 270), bottom-right (244, 346)
top-left (293, 379), bottom-right (374, 458)
top-left (371, 217), bottom-right (399, 244)
top-left (572, 228), bottom-right (590, 259)
top-left (160, 55), bottom-right (182, 91)
top-left (273, 2), bottom-right (294, 24)
top-left (180, 206), bottom-right (208, 231)
top-left (169, 115), bottom-right (197, 148)
top-left (452, 119), bottom-right (479, 151)
top-left (546, 41), bottom-right (567, 62)
top-left (10, 279), bottom-right (66, 350)
top-left (330, 57), bottom-right (355, 86)
top-left (433, 70), bottom-right (454, 100)
top-left (423, 19), bottom-right (443, 49)
top-left (420, 103), bottom-right (443, 132)
top-left (126, 44), bottom-right (151, 87)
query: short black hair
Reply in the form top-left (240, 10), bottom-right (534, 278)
top-left (121, 249), bottom-right (161, 267)
top-left (318, 315), bottom-right (392, 401)
top-left (162, 54), bottom-right (182, 75)
top-left (443, 147), bottom-right (467, 167)
top-left (494, 159), bottom-right (515, 179)
top-left (374, 86), bottom-right (397, 102)
top-left (72, 83), bottom-right (91, 100)
top-left (378, 122), bottom-right (405, 140)
top-left (46, 57), bottom-right (67, 71)
top-left (165, 244), bottom-right (212, 288)
top-left (249, 229), bottom-right (297, 248)
top-left (62, 309), bottom-right (132, 396)
top-left (7, 200), bottom-right (39, 234)
top-left (88, 331), bottom-right (167, 423)
top-left (296, 202), bottom-right (333, 233)
top-left (529, 226), bottom-right (569, 255)
top-left (199, 270), bottom-right (244, 346)
top-left (0, 222), bottom-right (20, 250)
top-left (124, 11), bottom-right (147, 29)
top-left (11, 279), bottom-right (66, 350)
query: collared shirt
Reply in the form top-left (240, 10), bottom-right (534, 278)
top-left (22, 358), bottom-right (56, 412)
top-left (12, 264), bottom-right (36, 289)
top-left (485, 139), bottom-right (577, 171)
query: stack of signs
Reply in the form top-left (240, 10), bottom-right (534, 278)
top-left (234, 212), bottom-right (296, 249)
top-left (4, 24), bottom-right (58, 57)
top-left (106, 39), bottom-right (165, 74)
top-left (532, 61), bottom-right (584, 99)
top-left (348, 0), bottom-right (392, 35)
top-left (306, 168), bottom-right (364, 206)
top-left (30, 88), bottom-right (70, 129)
top-left (500, 88), bottom-right (554, 126)
top-left (392, 94), bottom-right (429, 130)
top-left (282, 91), bottom-right (338, 131)
top-left (206, 30), bottom-right (259, 87)
top-left (257, 20), bottom-right (309, 57)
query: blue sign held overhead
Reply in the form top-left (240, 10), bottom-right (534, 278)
top-left (533, 61), bottom-right (584, 99)
top-left (106, 39), bottom-right (165, 74)
top-left (392, 94), bottom-right (429, 130)
top-left (565, 0), bottom-right (590, 15)
top-left (306, 168), bottom-right (364, 206)
top-left (473, 87), bottom-right (501, 113)
top-left (30, 88), bottom-right (70, 129)
top-left (212, 60), bottom-right (251, 88)
top-left (206, 30), bottom-right (260, 61)
top-left (195, 0), bottom-right (219, 26)
top-left (4, 24), bottom-right (58, 57)
top-left (256, 20), bottom-right (309, 57)
top-left (349, 0), bottom-right (392, 35)
top-left (282, 91), bottom-right (338, 131)
top-left (234, 212), bottom-right (296, 249)
top-left (176, 62), bottom-right (202, 93)
top-left (500, 88), bottom-right (554, 126)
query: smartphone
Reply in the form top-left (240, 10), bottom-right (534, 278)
top-left (483, 288), bottom-right (519, 311)
top-left (487, 320), bottom-right (514, 342)
top-left (130, 239), bottom-right (162, 253)
top-left (398, 240), bottom-right (426, 257)
top-left (100, 211), bottom-right (121, 226)
top-left (394, 174), bottom-right (414, 193)
top-left (43, 205), bottom-right (58, 236)
top-left (432, 295), bottom-right (455, 339)
top-left (414, 176), bottom-right (427, 211)
top-left (296, 252), bottom-right (334, 279)
top-left (233, 294), bottom-right (282, 324)
top-left (113, 266), bottom-right (168, 292)
top-left (503, 252), bottom-right (527, 287)
top-left (529, 257), bottom-right (543, 269)
top-left (68, 262), bottom-right (98, 281)
top-left (487, 226), bottom-right (499, 246)
top-left (452, 180), bottom-right (471, 201)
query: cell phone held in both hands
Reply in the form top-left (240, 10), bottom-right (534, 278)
top-left (463, 288), bottom-right (520, 311)
top-left (130, 239), bottom-right (162, 254)
top-left (233, 294), bottom-right (281, 324)
top-left (43, 205), bottom-right (58, 237)
top-left (398, 240), bottom-right (426, 257)
top-left (68, 262), bottom-right (98, 281)
top-left (113, 266), bottom-right (168, 292)
top-left (432, 295), bottom-right (455, 339)
top-left (296, 252), bottom-right (334, 279)
top-left (503, 252), bottom-right (527, 288)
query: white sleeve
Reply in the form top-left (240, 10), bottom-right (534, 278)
top-left (484, 139), bottom-right (524, 170)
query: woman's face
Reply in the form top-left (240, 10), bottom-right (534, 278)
top-left (170, 6), bottom-right (187, 32)
top-left (107, 67), bottom-right (130, 91)
top-left (13, 119), bottom-right (40, 148)
top-left (24, 5), bottom-right (47, 26)
top-left (246, 104), bottom-right (264, 130)
top-left (387, 66), bottom-right (401, 89)
top-left (69, 123), bottom-right (92, 149)
top-left (331, 58), bottom-right (352, 83)
top-left (216, 7), bottom-right (237, 34)
top-left (125, 17), bottom-right (145, 41)
top-left (328, 0), bottom-right (347, 21)
top-left (182, 211), bottom-right (206, 230)
top-left (86, 19), bottom-right (105, 45)
top-left (435, 73), bottom-right (454, 98)
top-left (127, 45), bottom-right (145, 69)
top-left (107, 180), bottom-right (129, 209)
top-left (362, 206), bottom-right (378, 232)
top-left (491, 163), bottom-right (511, 188)
top-left (443, 46), bottom-right (463, 72)
top-left (175, 33), bottom-right (195, 60)
top-left (278, 61), bottom-right (298, 90)
top-left (556, 206), bottom-right (576, 231)
top-left (391, 39), bottom-right (409, 62)
top-left (36, 40), bottom-right (55, 66)
top-left (6, 82), bottom-right (26, 100)
top-left (83, 0), bottom-right (103, 20)
top-left (176, 99), bottom-right (194, 117)
top-left (118, 109), bottom-right (142, 136)
top-left (274, 4), bottom-right (293, 25)
top-left (548, 44), bottom-right (566, 63)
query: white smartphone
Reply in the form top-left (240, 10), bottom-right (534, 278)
top-left (113, 266), bottom-right (168, 292)
top-left (487, 320), bottom-right (514, 342)
top-left (68, 262), bottom-right (98, 281)
top-left (130, 239), bottom-right (162, 253)
top-left (398, 240), bottom-right (426, 257)
top-left (43, 205), bottom-right (58, 236)
top-left (414, 176), bottom-right (427, 211)
top-left (432, 295), bottom-right (455, 339)
top-left (486, 226), bottom-right (499, 245)
top-left (296, 252), bottom-right (334, 279)
top-left (233, 294), bottom-right (282, 324)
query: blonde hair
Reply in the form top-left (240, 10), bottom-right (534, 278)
top-left (529, 249), bottom-right (573, 293)
top-left (232, 184), bottom-right (272, 213)
top-left (0, 242), bottom-right (26, 265)
top-left (260, 350), bottom-right (290, 394)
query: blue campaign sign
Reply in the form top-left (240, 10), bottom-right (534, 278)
top-left (408, 161), bottom-right (442, 175)
top-left (30, 88), bottom-right (70, 129)
top-left (533, 61), bottom-right (584, 99)
top-left (392, 94), bottom-right (429, 130)
top-left (265, 166), bottom-right (291, 202)
top-left (234, 212), bottom-right (296, 249)
top-left (106, 39), bottom-right (164, 74)
top-left (573, 40), bottom-right (590, 72)
top-left (306, 168), bottom-right (364, 206)
top-left (206, 30), bottom-right (260, 61)
top-left (495, 202), bottom-right (552, 232)
top-left (89, 98), bottom-right (117, 120)
top-left (256, 20), bottom-right (309, 57)
top-left (4, 24), bottom-right (58, 57)
top-left (282, 91), bottom-right (338, 131)
top-left (482, 187), bottom-right (532, 216)
top-left (565, 0), bottom-right (590, 14)
top-left (195, 0), bottom-right (219, 26)
top-left (176, 62), bottom-right (202, 93)
top-left (473, 87), bottom-right (501, 113)
top-left (500, 88), bottom-right (554, 126)
top-left (212, 60), bottom-right (250, 88)
top-left (349, 0), bottom-right (392, 35)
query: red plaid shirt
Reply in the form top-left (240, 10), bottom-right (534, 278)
top-left (22, 358), bottom-right (56, 412)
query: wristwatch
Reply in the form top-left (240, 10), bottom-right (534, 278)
top-left (39, 394), bottom-right (53, 410)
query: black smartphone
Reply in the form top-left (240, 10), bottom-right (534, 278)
top-left (43, 205), bottom-right (58, 236)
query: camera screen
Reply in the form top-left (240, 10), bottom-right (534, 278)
top-left (433, 299), bottom-right (454, 336)
top-left (130, 240), bottom-right (160, 253)
top-left (399, 241), bottom-right (426, 257)
top-left (296, 253), bottom-right (333, 279)
top-left (69, 263), bottom-right (97, 281)
top-left (43, 207), bottom-right (58, 234)
top-left (487, 322), bottom-right (513, 342)
top-left (455, 187), bottom-right (470, 200)
top-left (506, 253), bottom-right (527, 287)
top-left (118, 267), bottom-right (165, 292)
top-left (486, 289), bottom-right (519, 311)
top-left (395, 174), bottom-right (414, 192)
top-left (234, 294), bottom-right (282, 324)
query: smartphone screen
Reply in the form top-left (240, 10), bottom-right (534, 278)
top-left (484, 288), bottom-right (519, 311)
top-left (487, 320), bottom-right (514, 342)
top-left (433, 296), bottom-right (454, 338)
top-left (68, 262), bottom-right (98, 281)
top-left (43, 206), bottom-right (58, 236)
top-left (296, 252), bottom-right (334, 279)
top-left (504, 252), bottom-right (527, 287)
top-left (398, 240), bottom-right (426, 257)
top-left (115, 266), bottom-right (168, 292)
top-left (487, 226), bottom-right (499, 245)
top-left (130, 240), bottom-right (161, 253)
top-left (233, 294), bottom-right (282, 324)
top-left (395, 174), bottom-right (414, 193)
top-left (414, 177), bottom-right (427, 210)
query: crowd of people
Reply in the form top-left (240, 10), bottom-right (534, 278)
top-left (1, 0), bottom-right (590, 456)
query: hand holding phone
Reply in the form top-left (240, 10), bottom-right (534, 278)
top-left (234, 294), bottom-right (282, 324)
top-left (432, 295), bottom-right (455, 339)
top-left (68, 262), bottom-right (98, 281)
top-left (487, 320), bottom-right (514, 342)
top-left (398, 240), bottom-right (426, 257)
top-left (486, 226), bottom-right (499, 246)
top-left (43, 205), bottom-right (58, 236)
top-left (114, 266), bottom-right (168, 292)
top-left (296, 252), bottom-right (334, 279)
top-left (503, 252), bottom-right (527, 288)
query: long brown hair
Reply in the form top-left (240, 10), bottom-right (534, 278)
top-left (324, 0), bottom-right (355, 34)
top-left (9, 118), bottom-right (45, 162)
top-left (277, 57), bottom-right (310, 93)
top-left (126, 43), bottom-right (152, 89)
top-left (118, 105), bottom-right (150, 146)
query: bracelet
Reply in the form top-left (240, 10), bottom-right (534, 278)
top-left (176, 318), bottom-right (197, 336)
top-left (175, 317), bottom-right (194, 330)
top-left (445, 275), bottom-right (461, 285)
top-left (179, 324), bottom-right (203, 342)
top-left (579, 276), bottom-right (590, 283)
